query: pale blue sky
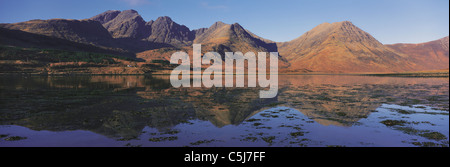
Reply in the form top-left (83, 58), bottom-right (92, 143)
top-left (0, 0), bottom-right (448, 44)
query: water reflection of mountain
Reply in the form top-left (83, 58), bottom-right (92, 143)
top-left (279, 75), bottom-right (449, 126)
top-left (0, 75), bottom-right (448, 139)
top-left (280, 85), bottom-right (382, 126)
top-left (0, 75), bottom-right (277, 139)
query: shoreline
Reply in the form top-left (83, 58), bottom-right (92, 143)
top-left (1, 71), bottom-right (448, 77)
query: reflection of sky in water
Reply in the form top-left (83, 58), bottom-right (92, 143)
top-left (1, 104), bottom-right (448, 147)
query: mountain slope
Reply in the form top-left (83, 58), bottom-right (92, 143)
top-left (278, 21), bottom-right (416, 73)
top-left (194, 21), bottom-right (278, 53)
top-left (91, 10), bottom-right (194, 46)
top-left (100, 9), bottom-right (148, 39)
top-left (90, 10), bottom-right (121, 24)
top-left (0, 12), bottom-right (173, 53)
top-left (144, 16), bottom-right (195, 46)
top-left (386, 36), bottom-right (449, 70)
top-left (0, 27), bottom-right (133, 57)
top-left (0, 19), bottom-right (113, 45)
top-left (136, 21), bottom-right (287, 68)
top-left (1, 9), bottom-right (448, 74)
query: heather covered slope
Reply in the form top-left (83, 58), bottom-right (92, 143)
top-left (386, 36), bottom-right (449, 71)
top-left (278, 21), bottom-right (417, 73)
top-left (193, 22), bottom-right (278, 53)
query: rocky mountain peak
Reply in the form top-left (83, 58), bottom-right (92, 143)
top-left (154, 16), bottom-right (173, 23)
top-left (90, 10), bottom-right (121, 24)
top-left (144, 16), bottom-right (194, 45)
top-left (96, 9), bottom-right (147, 39)
top-left (278, 21), bottom-right (409, 73)
top-left (122, 9), bottom-right (139, 14)
top-left (1, 9), bottom-right (448, 73)
top-left (209, 21), bottom-right (228, 30)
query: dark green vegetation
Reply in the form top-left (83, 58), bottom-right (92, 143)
top-left (381, 120), bottom-right (408, 127)
top-left (161, 130), bottom-right (180, 135)
top-left (0, 27), bottom-right (134, 57)
top-left (0, 45), bottom-right (147, 74)
top-left (290, 132), bottom-right (305, 137)
top-left (380, 117), bottom-right (448, 147)
top-left (151, 60), bottom-right (171, 66)
top-left (253, 123), bottom-right (263, 126)
top-left (395, 109), bottom-right (414, 114)
top-left (246, 118), bottom-right (261, 122)
top-left (0, 45), bottom-right (138, 64)
top-left (4, 136), bottom-right (27, 141)
top-left (241, 136), bottom-right (258, 142)
top-left (261, 136), bottom-right (276, 144)
top-left (411, 142), bottom-right (449, 147)
top-left (190, 139), bottom-right (219, 146)
top-left (336, 112), bottom-right (347, 117)
top-left (149, 136), bottom-right (178, 142)
top-left (419, 132), bottom-right (447, 141)
top-left (266, 102), bottom-right (286, 107)
top-left (124, 143), bottom-right (142, 147)
top-left (326, 145), bottom-right (346, 147)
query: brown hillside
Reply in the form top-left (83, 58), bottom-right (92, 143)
top-left (386, 36), bottom-right (449, 71)
top-left (278, 21), bottom-right (417, 73)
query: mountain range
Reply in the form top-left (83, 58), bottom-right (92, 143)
top-left (0, 9), bottom-right (448, 74)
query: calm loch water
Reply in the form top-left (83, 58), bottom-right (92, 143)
top-left (0, 75), bottom-right (448, 147)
